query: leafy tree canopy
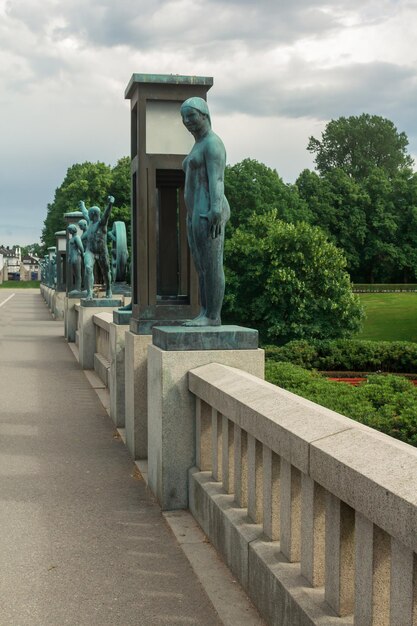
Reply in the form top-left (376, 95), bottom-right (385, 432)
top-left (41, 158), bottom-right (130, 247)
top-left (224, 158), bottom-right (312, 231)
top-left (223, 211), bottom-right (363, 343)
top-left (307, 114), bottom-right (414, 181)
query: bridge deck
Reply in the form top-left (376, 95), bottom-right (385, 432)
top-left (0, 290), bottom-right (223, 625)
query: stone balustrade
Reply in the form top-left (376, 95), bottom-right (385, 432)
top-left (188, 362), bottom-right (417, 626)
top-left (92, 313), bottom-right (112, 386)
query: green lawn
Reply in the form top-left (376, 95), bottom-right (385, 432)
top-left (0, 280), bottom-right (41, 289)
top-left (356, 293), bottom-right (417, 342)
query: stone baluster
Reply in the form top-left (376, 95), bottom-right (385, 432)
top-left (247, 435), bottom-right (263, 524)
top-left (325, 494), bottom-right (354, 616)
top-left (222, 416), bottom-right (234, 494)
top-left (301, 476), bottom-right (325, 587)
top-left (262, 446), bottom-right (280, 541)
top-left (211, 409), bottom-right (222, 482)
top-left (280, 458), bottom-right (302, 562)
top-left (233, 425), bottom-right (248, 509)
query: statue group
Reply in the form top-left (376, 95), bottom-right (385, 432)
top-left (68, 196), bottom-right (129, 299)
top-left (66, 96), bottom-right (229, 324)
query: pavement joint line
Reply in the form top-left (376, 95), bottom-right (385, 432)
top-left (0, 293), bottom-right (15, 307)
top-left (65, 337), bottom-right (264, 625)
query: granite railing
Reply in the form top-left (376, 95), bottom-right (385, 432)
top-left (188, 362), bottom-right (417, 626)
top-left (92, 312), bottom-right (112, 387)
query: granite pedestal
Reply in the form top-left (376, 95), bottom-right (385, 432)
top-left (125, 331), bottom-right (152, 460)
top-left (147, 325), bottom-right (265, 511)
top-left (109, 322), bottom-right (127, 428)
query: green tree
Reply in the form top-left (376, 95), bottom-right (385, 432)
top-left (224, 158), bottom-right (312, 231)
top-left (223, 211), bottom-right (363, 343)
top-left (307, 114), bottom-right (413, 181)
top-left (41, 159), bottom-right (131, 248)
top-left (296, 168), bottom-right (367, 273)
top-left (21, 243), bottom-right (45, 258)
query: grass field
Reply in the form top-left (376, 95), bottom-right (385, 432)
top-left (356, 293), bottom-right (417, 342)
top-left (0, 280), bottom-right (41, 289)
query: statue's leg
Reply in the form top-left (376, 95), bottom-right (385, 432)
top-left (99, 256), bottom-right (112, 298)
top-left (187, 216), bottom-right (206, 317)
top-left (84, 251), bottom-right (94, 298)
top-left (184, 217), bottom-right (224, 326)
top-left (74, 258), bottom-right (82, 292)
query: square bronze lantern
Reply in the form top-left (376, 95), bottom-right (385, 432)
top-left (55, 230), bottom-right (67, 292)
top-left (125, 73), bottom-right (213, 334)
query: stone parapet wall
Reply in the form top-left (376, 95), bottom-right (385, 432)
top-left (189, 362), bottom-right (417, 626)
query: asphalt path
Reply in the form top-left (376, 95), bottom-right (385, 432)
top-left (0, 290), bottom-right (222, 625)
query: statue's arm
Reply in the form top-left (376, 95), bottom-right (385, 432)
top-left (101, 195), bottom-right (115, 228)
top-left (205, 139), bottom-right (226, 238)
top-left (78, 200), bottom-right (89, 223)
top-left (74, 235), bottom-right (84, 254)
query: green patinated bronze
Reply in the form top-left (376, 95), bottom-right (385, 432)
top-left (108, 221), bottom-right (129, 283)
top-left (67, 224), bottom-right (84, 295)
top-left (125, 73), bottom-right (213, 99)
top-left (78, 196), bottom-right (114, 299)
top-left (152, 325), bottom-right (258, 351)
top-left (180, 97), bottom-right (230, 327)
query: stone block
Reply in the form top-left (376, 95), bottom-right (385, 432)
top-left (310, 428), bottom-right (417, 553)
top-left (147, 345), bottom-right (264, 510)
top-left (152, 325), bottom-right (259, 351)
top-left (124, 331), bottom-right (152, 460)
top-left (109, 322), bottom-right (127, 428)
top-left (64, 296), bottom-right (80, 342)
top-left (78, 303), bottom-right (122, 370)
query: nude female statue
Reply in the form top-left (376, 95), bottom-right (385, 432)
top-left (180, 97), bottom-right (230, 326)
top-left (67, 224), bottom-right (84, 295)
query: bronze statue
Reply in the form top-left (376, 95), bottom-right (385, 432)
top-left (67, 224), bottom-right (84, 295)
top-left (180, 97), bottom-right (230, 326)
top-left (78, 196), bottom-right (114, 299)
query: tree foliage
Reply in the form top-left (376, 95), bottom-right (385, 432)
top-left (41, 158), bottom-right (130, 247)
top-left (307, 114), bottom-right (414, 180)
top-left (224, 158), bottom-right (312, 231)
top-left (223, 211), bottom-right (363, 343)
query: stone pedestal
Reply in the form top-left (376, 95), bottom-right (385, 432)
top-left (64, 296), bottom-right (81, 342)
top-left (109, 322), bottom-right (127, 428)
top-left (125, 331), bottom-right (152, 460)
top-left (78, 299), bottom-right (122, 369)
top-left (53, 291), bottom-right (65, 321)
top-left (147, 326), bottom-right (265, 511)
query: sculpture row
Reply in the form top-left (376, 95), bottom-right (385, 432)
top-left (68, 196), bottom-right (128, 299)
top-left (47, 97), bottom-right (229, 326)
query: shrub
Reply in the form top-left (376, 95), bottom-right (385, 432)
top-left (264, 339), bottom-right (417, 373)
top-left (265, 362), bottom-right (417, 446)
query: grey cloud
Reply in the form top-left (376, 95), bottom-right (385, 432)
top-left (214, 60), bottom-right (417, 137)
top-left (4, 0), bottom-right (370, 50)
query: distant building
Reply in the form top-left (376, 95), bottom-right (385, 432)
top-left (20, 254), bottom-right (40, 281)
top-left (0, 253), bottom-right (4, 284)
top-left (0, 245), bottom-right (21, 280)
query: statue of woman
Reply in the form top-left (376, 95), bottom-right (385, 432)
top-left (180, 97), bottom-right (230, 326)
top-left (67, 224), bottom-right (84, 295)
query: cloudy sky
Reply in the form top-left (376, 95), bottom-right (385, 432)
top-left (0, 0), bottom-right (416, 246)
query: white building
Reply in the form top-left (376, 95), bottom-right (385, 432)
top-left (0, 246), bottom-right (21, 280)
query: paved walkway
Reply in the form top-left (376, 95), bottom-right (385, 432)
top-left (0, 290), bottom-right (223, 626)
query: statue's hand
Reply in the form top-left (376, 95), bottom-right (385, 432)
top-left (108, 195), bottom-right (115, 204)
top-left (77, 200), bottom-right (84, 209)
top-left (200, 210), bottom-right (222, 238)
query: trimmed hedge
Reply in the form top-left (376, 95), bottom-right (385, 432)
top-left (265, 361), bottom-right (417, 446)
top-left (264, 339), bottom-right (417, 373)
top-left (353, 284), bottom-right (417, 292)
